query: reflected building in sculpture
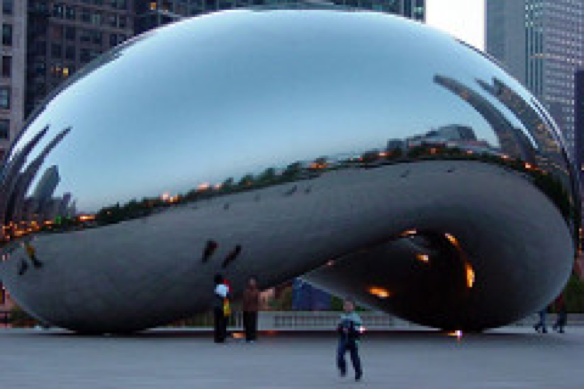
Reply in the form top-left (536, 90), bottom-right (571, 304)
top-left (433, 74), bottom-right (537, 164)
top-left (0, 126), bottom-right (71, 240)
top-left (486, 0), bottom-right (584, 155)
top-left (32, 166), bottom-right (59, 207)
top-left (0, 9), bottom-right (578, 334)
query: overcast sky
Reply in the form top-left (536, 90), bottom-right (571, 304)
top-left (426, 0), bottom-right (485, 50)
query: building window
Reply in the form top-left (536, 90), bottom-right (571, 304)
top-left (90, 50), bottom-right (100, 61)
top-left (33, 60), bottom-right (46, 76)
top-left (119, 16), bottom-right (127, 29)
top-left (50, 25), bottom-right (63, 40)
top-left (2, 56), bottom-right (10, 78)
top-left (65, 26), bottom-right (76, 41)
top-left (35, 41), bottom-right (46, 55)
top-left (65, 6), bottom-right (76, 20)
top-left (92, 31), bottom-right (102, 45)
top-left (92, 12), bottom-right (102, 26)
top-left (2, 0), bottom-right (13, 15)
top-left (52, 44), bottom-right (63, 58)
top-left (0, 119), bottom-right (8, 139)
top-left (109, 33), bottom-right (117, 47)
top-left (80, 29), bottom-right (91, 43)
top-left (108, 14), bottom-right (117, 28)
top-left (2, 24), bottom-right (12, 47)
top-left (81, 8), bottom-right (91, 23)
top-left (51, 64), bottom-right (66, 79)
top-left (0, 87), bottom-right (10, 109)
top-left (53, 3), bottom-right (65, 18)
top-left (80, 48), bottom-right (90, 63)
top-left (65, 46), bottom-right (75, 60)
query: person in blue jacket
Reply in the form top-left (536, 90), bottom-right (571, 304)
top-left (336, 297), bottom-right (363, 381)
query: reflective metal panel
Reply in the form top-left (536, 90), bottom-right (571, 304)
top-left (0, 9), bottom-right (579, 332)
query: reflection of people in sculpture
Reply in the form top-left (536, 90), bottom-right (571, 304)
top-left (24, 242), bottom-right (43, 268)
top-left (17, 241), bottom-right (43, 276)
top-left (242, 276), bottom-right (260, 343)
top-left (222, 245), bottom-right (242, 269)
top-left (202, 240), bottom-right (218, 263)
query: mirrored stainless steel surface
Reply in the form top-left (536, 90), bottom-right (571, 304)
top-left (0, 9), bottom-right (579, 332)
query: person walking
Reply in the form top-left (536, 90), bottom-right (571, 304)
top-left (534, 307), bottom-right (548, 333)
top-left (213, 274), bottom-right (229, 343)
top-left (336, 297), bottom-right (363, 381)
top-left (243, 276), bottom-right (260, 343)
top-left (552, 293), bottom-right (567, 333)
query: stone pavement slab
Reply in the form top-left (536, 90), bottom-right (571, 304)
top-left (0, 327), bottom-right (582, 388)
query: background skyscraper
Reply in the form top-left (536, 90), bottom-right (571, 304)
top-left (135, 0), bottom-right (425, 34)
top-left (0, 0), bottom-right (26, 159)
top-left (575, 70), bottom-right (584, 177)
top-left (25, 1), bottom-right (135, 118)
top-left (486, 0), bottom-right (584, 156)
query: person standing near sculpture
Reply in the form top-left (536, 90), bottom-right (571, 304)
top-left (213, 274), bottom-right (229, 343)
top-left (533, 308), bottom-right (548, 333)
top-left (553, 292), bottom-right (567, 333)
top-left (336, 297), bottom-right (363, 381)
top-left (243, 276), bottom-right (260, 342)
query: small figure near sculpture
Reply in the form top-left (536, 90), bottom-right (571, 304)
top-left (242, 276), bottom-right (260, 343)
top-left (213, 274), bottom-right (230, 343)
top-left (552, 293), bottom-right (567, 333)
top-left (336, 297), bottom-right (363, 382)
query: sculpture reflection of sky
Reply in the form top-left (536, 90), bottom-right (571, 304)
top-left (15, 10), bottom-right (539, 212)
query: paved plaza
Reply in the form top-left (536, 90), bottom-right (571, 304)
top-left (0, 327), bottom-right (583, 388)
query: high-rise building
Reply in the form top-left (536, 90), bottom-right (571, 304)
top-left (134, 0), bottom-right (187, 34)
top-left (402, 0), bottom-right (424, 21)
top-left (135, 0), bottom-right (425, 35)
top-left (25, 0), bottom-right (135, 117)
top-left (0, 0), bottom-right (27, 159)
top-left (575, 70), bottom-right (584, 178)
top-left (486, 0), bottom-right (584, 156)
top-left (32, 165), bottom-right (60, 206)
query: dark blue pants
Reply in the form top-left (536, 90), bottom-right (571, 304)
top-left (337, 338), bottom-right (362, 376)
top-left (214, 308), bottom-right (227, 343)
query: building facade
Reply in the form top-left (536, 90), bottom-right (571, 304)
top-left (486, 0), bottom-right (584, 156)
top-left (0, 0), bottom-right (26, 159)
top-left (25, 0), bottom-right (135, 117)
top-left (575, 70), bottom-right (584, 178)
top-left (135, 0), bottom-right (425, 35)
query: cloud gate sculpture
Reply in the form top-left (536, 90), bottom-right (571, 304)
top-left (0, 9), bottom-right (580, 333)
